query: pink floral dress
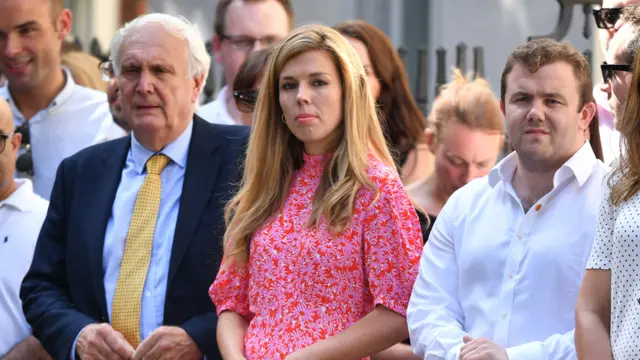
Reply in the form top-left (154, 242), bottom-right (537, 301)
top-left (209, 153), bottom-right (423, 359)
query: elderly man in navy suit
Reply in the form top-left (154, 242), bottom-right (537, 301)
top-left (20, 13), bottom-right (248, 360)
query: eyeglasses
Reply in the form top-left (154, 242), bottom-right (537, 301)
top-left (99, 60), bottom-right (115, 81)
top-left (14, 122), bottom-right (33, 175)
top-left (601, 61), bottom-right (632, 83)
top-left (220, 34), bottom-right (280, 52)
top-left (593, 7), bottom-right (622, 29)
top-left (233, 89), bottom-right (258, 113)
top-left (0, 132), bottom-right (13, 154)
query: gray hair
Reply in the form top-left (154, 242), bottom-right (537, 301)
top-left (110, 13), bottom-right (211, 110)
top-left (625, 28), bottom-right (640, 65)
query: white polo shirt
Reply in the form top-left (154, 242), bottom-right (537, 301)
top-left (197, 86), bottom-right (237, 125)
top-left (0, 179), bottom-right (48, 355)
top-left (1, 67), bottom-right (127, 200)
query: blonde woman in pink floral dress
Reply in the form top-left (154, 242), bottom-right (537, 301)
top-left (209, 24), bottom-right (423, 360)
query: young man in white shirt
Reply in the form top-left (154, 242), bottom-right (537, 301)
top-left (0, 0), bottom-right (126, 200)
top-left (197, 0), bottom-right (292, 125)
top-left (0, 98), bottom-right (49, 359)
top-left (407, 39), bottom-right (610, 360)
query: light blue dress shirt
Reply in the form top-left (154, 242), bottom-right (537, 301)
top-left (71, 121), bottom-right (192, 357)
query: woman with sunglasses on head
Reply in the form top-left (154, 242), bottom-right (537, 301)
top-left (210, 24), bottom-right (422, 360)
top-left (232, 46), bottom-right (276, 125)
top-left (334, 20), bottom-right (432, 186)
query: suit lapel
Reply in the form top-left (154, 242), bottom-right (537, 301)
top-left (81, 138), bottom-right (130, 317)
top-left (168, 117), bottom-right (221, 284)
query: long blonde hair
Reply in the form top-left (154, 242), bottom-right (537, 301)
top-left (223, 24), bottom-right (395, 262)
top-left (610, 51), bottom-right (640, 205)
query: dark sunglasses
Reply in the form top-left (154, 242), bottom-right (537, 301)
top-left (601, 61), bottom-right (632, 83)
top-left (593, 7), bottom-right (622, 29)
top-left (14, 122), bottom-right (33, 175)
top-left (233, 89), bottom-right (258, 113)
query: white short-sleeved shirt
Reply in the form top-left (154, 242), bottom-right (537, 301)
top-left (587, 178), bottom-right (640, 360)
top-left (1, 67), bottom-right (127, 200)
top-left (0, 179), bottom-right (48, 354)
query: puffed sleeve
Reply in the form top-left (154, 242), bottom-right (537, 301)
top-left (362, 172), bottom-right (423, 316)
top-left (587, 183), bottom-right (616, 270)
top-left (209, 259), bottom-right (254, 321)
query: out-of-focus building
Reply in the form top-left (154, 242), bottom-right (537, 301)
top-left (66, 0), bottom-right (601, 107)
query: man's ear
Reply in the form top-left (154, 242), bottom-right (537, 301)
top-left (580, 101), bottom-right (597, 132)
top-left (56, 9), bottom-right (73, 41)
top-left (212, 35), bottom-right (223, 64)
top-left (192, 73), bottom-right (206, 103)
top-left (425, 128), bottom-right (437, 154)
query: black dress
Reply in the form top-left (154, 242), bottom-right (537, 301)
top-left (416, 210), bottom-right (437, 244)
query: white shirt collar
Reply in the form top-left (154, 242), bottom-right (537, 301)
top-left (0, 179), bottom-right (43, 212)
top-left (488, 141), bottom-right (598, 189)
top-left (1, 66), bottom-right (76, 115)
top-left (216, 86), bottom-right (235, 123)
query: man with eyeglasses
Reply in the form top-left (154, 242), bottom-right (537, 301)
top-left (592, 0), bottom-right (640, 165)
top-left (197, 0), bottom-right (293, 126)
top-left (0, 97), bottom-right (49, 359)
top-left (0, 0), bottom-right (126, 201)
top-left (600, 21), bottom-right (637, 127)
top-left (99, 59), bottom-right (129, 132)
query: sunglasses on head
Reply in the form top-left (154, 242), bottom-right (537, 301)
top-left (233, 89), bottom-right (258, 114)
top-left (14, 122), bottom-right (33, 175)
top-left (593, 7), bottom-right (622, 29)
top-left (601, 61), bottom-right (632, 83)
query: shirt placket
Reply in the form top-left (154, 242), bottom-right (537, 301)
top-left (492, 186), bottom-right (537, 346)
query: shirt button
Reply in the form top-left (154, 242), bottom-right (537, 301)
top-left (517, 233), bottom-right (524, 240)
top-left (501, 312), bottom-right (507, 319)
top-left (145, 291), bottom-right (151, 297)
top-left (508, 272), bottom-right (514, 279)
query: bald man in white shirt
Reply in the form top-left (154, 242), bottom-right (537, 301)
top-left (0, 98), bottom-right (50, 359)
top-left (407, 39), bottom-right (610, 360)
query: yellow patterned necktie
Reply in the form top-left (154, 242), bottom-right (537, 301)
top-left (111, 153), bottom-right (170, 347)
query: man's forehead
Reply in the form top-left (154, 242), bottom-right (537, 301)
top-left (0, 0), bottom-right (49, 28)
top-left (0, 98), bottom-right (13, 132)
top-left (121, 27), bottom-right (186, 59)
top-left (224, 0), bottom-right (289, 36)
top-left (609, 24), bottom-right (635, 62)
top-left (508, 63), bottom-right (576, 93)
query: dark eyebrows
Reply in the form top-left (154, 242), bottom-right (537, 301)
top-left (279, 72), bottom-right (331, 81)
top-left (0, 21), bottom-right (39, 36)
top-left (509, 91), bottom-right (568, 103)
top-left (542, 92), bottom-right (568, 103)
top-left (509, 91), bottom-right (531, 101)
top-left (16, 21), bottom-right (38, 29)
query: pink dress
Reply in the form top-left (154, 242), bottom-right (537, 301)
top-left (210, 153), bottom-right (423, 359)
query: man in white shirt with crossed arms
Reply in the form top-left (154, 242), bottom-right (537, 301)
top-left (407, 38), bottom-right (610, 360)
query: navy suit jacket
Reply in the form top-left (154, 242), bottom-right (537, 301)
top-left (20, 117), bottom-right (249, 360)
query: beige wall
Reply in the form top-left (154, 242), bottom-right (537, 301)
top-left (68, 0), bottom-right (121, 53)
